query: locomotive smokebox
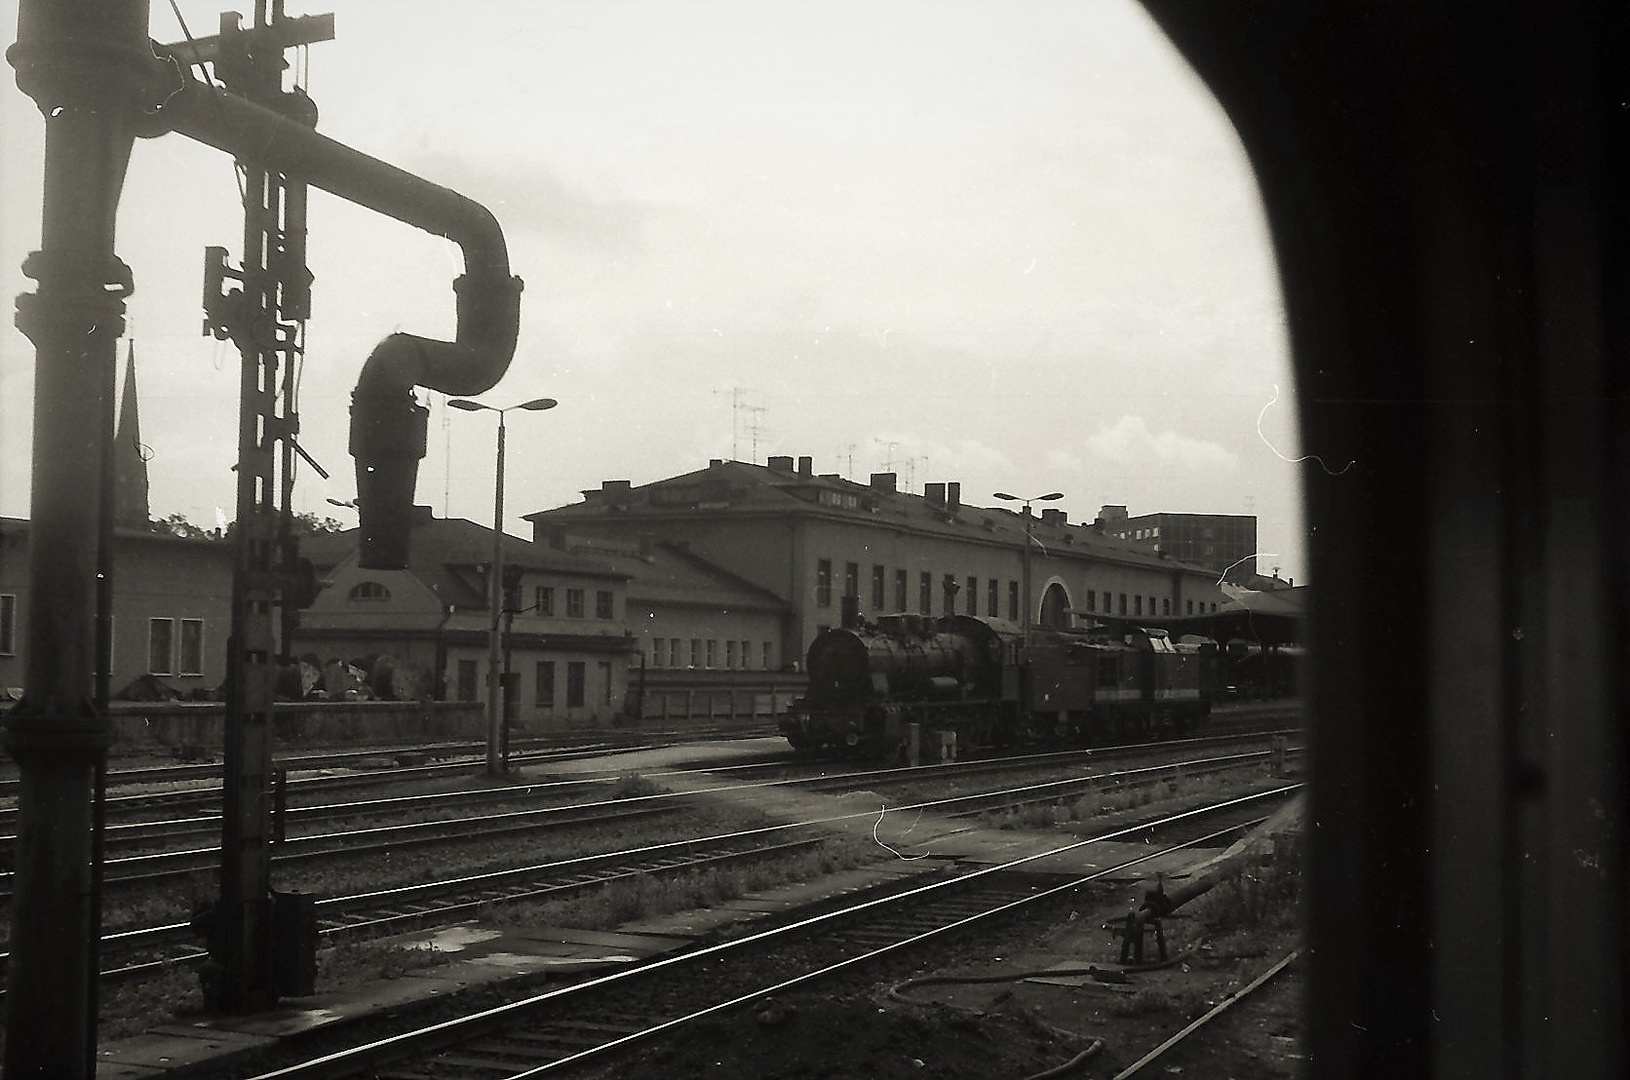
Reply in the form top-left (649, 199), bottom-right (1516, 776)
top-left (350, 386), bottom-right (429, 569)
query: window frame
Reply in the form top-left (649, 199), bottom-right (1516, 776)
top-left (0, 593), bottom-right (16, 656)
top-left (534, 660), bottom-right (555, 706)
top-left (147, 617), bottom-right (174, 675)
top-left (566, 661), bottom-right (586, 707)
top-left (178, 618), bottom-right (204, 677)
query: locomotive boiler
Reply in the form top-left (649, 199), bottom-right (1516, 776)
top-left (780, 613), bottom-right (1218, 758)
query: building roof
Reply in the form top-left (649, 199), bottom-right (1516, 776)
top-left (525, 459), bottom-right (1221, 577)
top-left (566, 537), bottom-right (789, 614)
top-left (0, 516), bottom-right (234, 559)
top-left (302, 508), bottom-right (629, 612)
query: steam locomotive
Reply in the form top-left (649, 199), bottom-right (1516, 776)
top-left (780, 612), bottom-right (1218, 757)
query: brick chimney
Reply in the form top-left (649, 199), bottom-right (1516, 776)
top-left (1041, 508), bottom-right (1066, 526)
top-left (925, 482), bottom-right (946, 507)
top-left (767, 455), bottom-right (794, 473)
top-left (870, 472), bottom-right (897, 493)
top-left (946, 482), bottom-right (961, 512)
top-left (797, 455), bottom-right (813, 477)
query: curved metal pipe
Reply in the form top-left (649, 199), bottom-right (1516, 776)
top-left (142, 62), bottom-right (524, 566)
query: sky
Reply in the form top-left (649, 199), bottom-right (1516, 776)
top-left (0, 0), bottom-right (1308, 581)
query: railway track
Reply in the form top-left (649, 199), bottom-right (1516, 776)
top-left (0, 736), bottom-right (1300, 998)
top-left (219, 786), bottom-right (1300, 1079)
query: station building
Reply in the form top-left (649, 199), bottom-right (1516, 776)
top-left (523, 456), bottom-right (1232, 670)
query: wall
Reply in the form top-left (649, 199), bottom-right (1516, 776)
top-left (105, 699), bottom-right (485, 753)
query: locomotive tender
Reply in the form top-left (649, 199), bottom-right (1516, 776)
top-left (780, 612), bottom-right (1218, 757)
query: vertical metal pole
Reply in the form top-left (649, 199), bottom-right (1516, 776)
top-left (1021, 508), bottom-right (1033, 646)
top-left (3, 3), bottom-right (148, 1073)
top-left (203, 1), bottom-right (317, 1011)
top-left (486, 413), bottom-right (506, 777)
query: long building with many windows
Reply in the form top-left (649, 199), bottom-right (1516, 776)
top-left (524, 456), bottom-right (1232, 670)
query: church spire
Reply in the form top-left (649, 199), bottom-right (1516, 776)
top-left (113, 340), bottom-right (150, 529)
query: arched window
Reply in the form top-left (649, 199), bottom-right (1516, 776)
top-left (347, 580), bottom-right (390, 602)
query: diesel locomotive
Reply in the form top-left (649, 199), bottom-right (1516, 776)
top-left (780, 612), bottom-right (1218, 757)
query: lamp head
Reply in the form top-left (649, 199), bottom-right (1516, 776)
top-left (519, 397), bottom-right (558, 411)
top-left (447, 399), bottom-right (486, 412)
top-left (993, 492), bottom-right (1017, 501)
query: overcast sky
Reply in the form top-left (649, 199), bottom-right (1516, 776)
top-left (0, 0), bottom-right (1308, 581)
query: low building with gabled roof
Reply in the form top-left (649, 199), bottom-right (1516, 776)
top-left (294, 506), bottom-right (636, 728)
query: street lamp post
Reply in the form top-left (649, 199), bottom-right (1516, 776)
top-left (449, 396), bottom-right (557, 777)
top-left (993, 491), bottom-right (1064, 646)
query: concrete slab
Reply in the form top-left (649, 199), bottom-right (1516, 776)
top-left (513, 924), bottom-right (693, 954)
top-left (96, 1024), bottom-right (274, 1074)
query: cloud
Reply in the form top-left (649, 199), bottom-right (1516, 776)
top-left (406, 151), bottom-right (651, 250)
top-left (1083, 415), bottom-right (1236, 471)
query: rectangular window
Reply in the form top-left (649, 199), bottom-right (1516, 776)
top-left (706, 640), bottom-right (717, 668)
top-left (894, 569), bottom-right (908, 613)
top-left (534, 586), bottom-right (554, 616)
top-left (816, 559), bottom-right (833, 607)
top-left (966, 576), bottom-right (978, 615)
top-left (566, 661), bottom-right (586, 707)
top-left (986, 578), bottom-right (998, 618)
top-left (943, 574), bottom-right (957, 615)
top-left (1086, 590), bottom-right (1097, 612)
top-left (148, 618), bottom-right (174, 675)
top-left (650, 640), bottom-right (663, 668)
top-left (871, 564), bottom-right (886, 610)
top-left (1119, 593), bottom-right (1128, 616)
top-left (763, 641), bottom-right (774, 670)
top-left (1186, 600), bottom-right (1194, 615)
top-left (1163, 598), bottom-right (1171, 615)
top-left (920, 571), bottom-right (932, 614)
top-left (457, 659), bottom-right (479, 701)
top-left (178, 618), bottom-right (204, 676)
top-left (844, 562), bottom-right (859, 599)
top-left (565, 588), bottom-right (585, 618)
top-left (1135, 595), bottom-right (1143, 616)
top-left (0, 593), bottom-right (15, 655)
top-left (726, 640), bottom-right (737, 669)
top-left (599, 661), bottom-right (613, 705)
top-left (534, 660), bottom-right (555, 706)
top-left (1008, 581), bottom-right (1019, 621)
top-left (595, 590), bottom-right (614, 619)
top-left (669, 638), bottom-right (681, 667)
top-left (741, 640), bottom-right (752, 668)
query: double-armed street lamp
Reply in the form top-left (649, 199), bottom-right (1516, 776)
top-left (448, 396), bottom-right (558, 777)
top-left (992, 491), bottom-right (1064, 646)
